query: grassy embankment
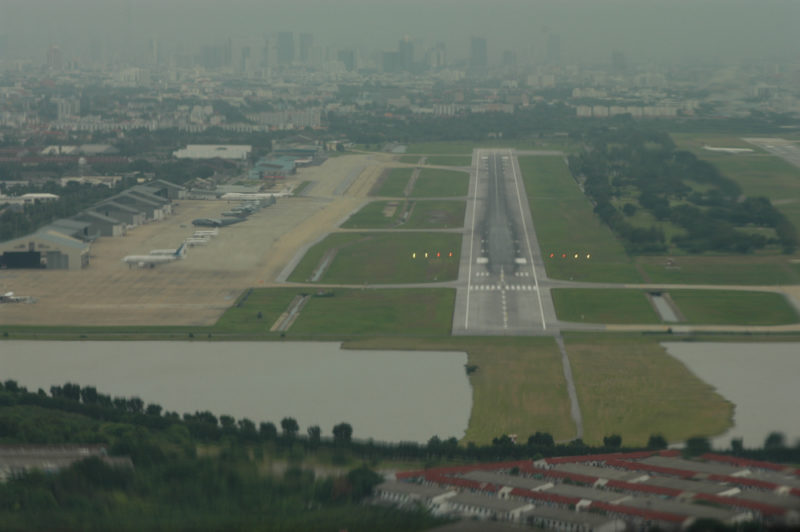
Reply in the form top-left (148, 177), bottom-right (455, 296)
top-left (563, 334), bottom-right (734, 446)
top-left (347, 337), bottom-right (576, 445)
top-left (553, 288), bottom-right (800, 325)
top-left (518, 156), bottom-right (641, 283)
top-left (342, 200), bottom-right (465, 230)
top-left (410, 168), bottom-right (470, 198)
top-left (287, 232), bottom-right (461, 284)
top-left (424, 155), bottom-right (473, 166)
top-left (372, 168), bottom-right (414, 197)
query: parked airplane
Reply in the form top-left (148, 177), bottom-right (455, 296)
top-left (184, 238), bottom-right (209, 247)
top-left (192, 217), bottom-right (245, 227)
top-left (222, 210), bottom-right (250, 218)
top-left (123, 243), bottom-right (186, 268)
top-left (220, 192), bottom-right (287, 200)
top-left (0, 291), bottom-right (33, 303)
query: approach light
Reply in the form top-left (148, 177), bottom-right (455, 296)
top-left (549, 253), bottom-right (555, 258)
top-left (437, 252), bottom-right (441, 258)
top-left (449, 251), bottom-right (453, 257)
top-left (425, 252), bottom-right (429, 258)
top-left (561, 253), bottom-right (567, 259)
top-left (586, 253), bottom-right (591, 259)
top-left (574, 253), bottom-right (579, 259)
top-left (412, 252), bottom-right (416, 259)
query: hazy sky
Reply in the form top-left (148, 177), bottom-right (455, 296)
top-left (1, 0), bottom-right (799, 65)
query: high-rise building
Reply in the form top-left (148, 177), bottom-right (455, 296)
top-left (337, 49), bottom-right (356, 71)
top-left (46, 45), bottom-right (63, 71)
top-left (612, 50), bottom-right (627, 74)
top-left (298, 33), bottom-right (313, 63)
top-left (470, 37), bottom-right (488, 69)
top-left (426, 42), bottom-right (447, 70)
top-left (398, 36), bottom-right (414, 72)
top-left (546, 34), bottom-right (561, 64)
top-left (277, 32), bottom-right (294, 66)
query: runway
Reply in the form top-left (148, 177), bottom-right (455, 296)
top-left (452, 149), bottom-right (558, 335)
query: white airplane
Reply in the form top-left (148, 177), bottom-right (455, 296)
top-left (192, 229), bottom-right (219, 237)
top-left (123, 243), bottom-right (186, 268)
top-left (220, 192), bottom-right (289, 200)
top-left (1, 291), bottom-right (29, 303)
top-left (184, 238), bottom-right (209, 247)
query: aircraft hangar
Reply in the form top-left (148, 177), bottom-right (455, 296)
top-left (0, 230), bottom-right (90, 270)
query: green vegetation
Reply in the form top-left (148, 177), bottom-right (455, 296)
top-left (552, 289), bottom-right (661, 324)
top-left (288, 232), bottom-right (461, 284)
top-left (519, 156), bottom-right (641, 282)
top-left (398, 155), bottom-right (422, 164)
top-left (342, 200), bottom-right (465, 229)
top-left (372, 167), bottom-right (414, 197)
top-left (637, 255), bottom-right (800, 285)
top-left (404, 140), bottom-right (542, 154)
top-left (348, 337), bottom-right (575, 444)
top-left (290, 289), bottom-right (456, 337)
top-left (403, 201), bottom-right (465, 229)
top-left (571, 128), bottom-right (797, 254)
top-left (341, 201), bottom-right (405, 229)
top-left (565, 337), bottom-right (734, 446)
top-left (410, 168), bottom-right (470, 197)
top-left (425, 155), bottom-right (472, 166)
top-left (669, 290), bottom-right (799, 325)
top-left (0, 384), bottom-right (444, 532)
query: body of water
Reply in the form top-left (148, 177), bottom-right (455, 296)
top-left (663, 342), bottom-right (800, 449)
top-left (0, 341), bottom-right (471, 443)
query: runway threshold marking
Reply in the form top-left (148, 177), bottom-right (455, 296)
top-left (508, 149), bottom-right (547, 330)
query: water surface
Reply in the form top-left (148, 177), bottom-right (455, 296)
top-left (0, 341), bottom-right (471, 443)
top-left (663, 342), bottom-right (800, 449)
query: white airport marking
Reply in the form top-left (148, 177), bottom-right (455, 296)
top-left (476, 257), bottom-right (488, 264)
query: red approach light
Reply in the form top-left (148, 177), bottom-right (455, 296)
top-left (561, 253), bottom-right (567, 259)
top-left (437, 252), bottom-right (441, 258)
top-left (449, 251), bottom-right (453, 257)
top-left (549, 253), bottom-right (555, 258)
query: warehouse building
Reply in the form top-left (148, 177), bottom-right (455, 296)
top-left (0, 229), bottom-right (90, 270)
top-left (73, 211), bottom-right (127, 237)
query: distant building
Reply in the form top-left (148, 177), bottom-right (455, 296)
top-left (173, 144), bottom-right (252, 160)
top-left (470, 37), bottom-right (488, 69)
top-left (277, 32), bottom-right (295, 65)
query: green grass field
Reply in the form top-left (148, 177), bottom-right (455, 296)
top-left (425, 156), bottom-right (473, 167)
top-left (341, 201), bottom-right (404, 229)
top-left (565, 336), bottom-right (733, 446)
top-left (518, 156), bottom-right (641, 283)
top-left (405, 140), bottom-right (545, 155)
top-left (341, 200), bottom-right (465, 229)
top-left (552, 289), bottom-right (661, 324)
top-left (410, 168), bottom-right (470, 197)
top-left (291, 289), bottom-right (455, 337)
top-left (288, 232), bottom-right (461, 284)
top-left (636, 255), bottom-right (800, 285)
top-left (398, 155), bottom-right (422, 164)
top-left (214, 288), bottom-right (304, 334)
top-left (373, 168), bottom-right (414, 197)
top-left (403, 201), bottom-right (465, 229)
top-left (346, 337), bottom-right (575, 444)
top-left (669, 290), bottom-right (800, 325)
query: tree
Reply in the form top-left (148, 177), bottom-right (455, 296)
top-left (145, 404), bottom-right (163, 417)
top-left (307, 425), bottom-right (321, 447)
top-left (281, 417), bottom-right (299, 438)
top-left (730, 438), bottom-right (744, 453)
top-left (527, 432), bottom-right (555, 448)
top-left (764, 432), bottom-right (786, 450)
top-left (685, 436), bottom-right (711, 456)
top-left (333, 422), bottom-right (353, 445)
top-left (647, 434), bottom-right (668, 450)
top-left (603, 434), bottom-right (622, 448)
top-left (259, 422), bottom-right (277, 440)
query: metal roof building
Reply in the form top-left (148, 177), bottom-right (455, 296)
top-left (0, 229), bottom-right (90, 270)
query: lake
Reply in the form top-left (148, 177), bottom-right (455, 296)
top-left (663, 342), bottom-right (800, 449)
top-left (0, 341), bottom-right (471, 443)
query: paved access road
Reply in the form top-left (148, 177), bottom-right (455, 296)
top-left (452, 149), bottom-right (558, 335)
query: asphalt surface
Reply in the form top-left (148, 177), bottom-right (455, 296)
top-left (452, 149), bottom-right (559, 336)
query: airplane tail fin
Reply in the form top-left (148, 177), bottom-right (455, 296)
top-left (176, 243), bottom-right (187, 257)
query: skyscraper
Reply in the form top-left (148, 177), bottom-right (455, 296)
top-left (277, 32), bottom-right (294, 66)
top-left (398, 36), bottom-right (414, 72)
top-left (470, 37), bottom-right (488, 69)
top-left (298, 33), bottom-right (313, 64)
